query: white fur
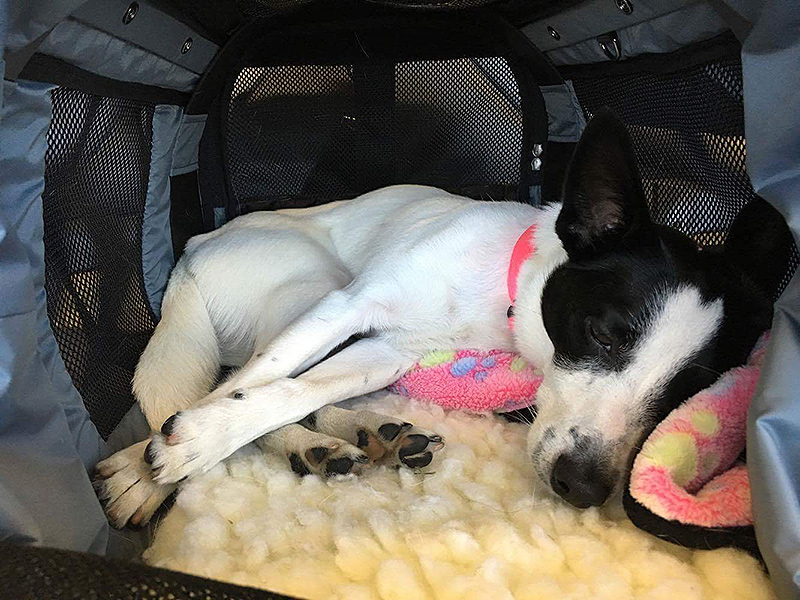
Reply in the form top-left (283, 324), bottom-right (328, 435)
top-left (136, 185), bottom-right (564, 485)
top-left (102, 184), bottom-right (724, 521)
top-left (144, 393), bottom-right (774, 600)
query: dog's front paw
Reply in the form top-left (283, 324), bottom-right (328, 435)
top-left (94, 440), bottom-right (176, 528)
top-left (146, 408), bottom-right (236, 484)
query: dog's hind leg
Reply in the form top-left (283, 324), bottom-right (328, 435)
top-left (133, 263), bottom-right (222, 430)
top-left (256, 424), bottom-right (371, 477)
top-left (95, 264), bottom-right (220, 528)
top-left (199, 284), bottom-right (385, 403)
top-left (147, 337), bottom-right (419, 484)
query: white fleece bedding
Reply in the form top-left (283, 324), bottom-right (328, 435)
top-left (144, 393), bottom-right (774, 600)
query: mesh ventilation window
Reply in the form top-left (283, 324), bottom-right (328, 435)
top-left (225, 57), bottom-right (524, 212)
top-left (43, 89), bottom-right (157, 438)
top-left (571, 55), bottom-right (798, 294)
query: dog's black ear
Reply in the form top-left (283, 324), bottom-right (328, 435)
top-left (556, 108), bottom-right (653, 260)
top-left (723, 196), bottom-right (795, 300)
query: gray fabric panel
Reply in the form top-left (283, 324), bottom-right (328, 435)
top-left (545, 3), bottom-right (728, 66)
top-left (106, 404), bottom-right (150, 456)
top-left (741, 1), bottom-right (800, 597)
top-left (540, 81), bottom-right (585, 143)
top-left (172, 113), bottom-right (207, 176)
top-left (143, 105), bottom-right (182, 318)
top-left (0, 2), bottom-right (7, 53)
top-left (5, 0), bottom-right (87, 53)
top-left (1, 80), bottom-right (104, 467)
top-left (0, 79), bottom-right (109, 554)
top-left (39, 19), bottom-right (199, 92)
top-left (522, 0), bottom-right (696, 52)
top-left (72, 0), bottom-right (217, 76)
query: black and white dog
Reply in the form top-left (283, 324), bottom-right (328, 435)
top-left (96, 110), bottom-right (791, 528)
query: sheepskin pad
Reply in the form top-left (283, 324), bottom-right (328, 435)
top-left (145, 393), bottom-right (775, 600)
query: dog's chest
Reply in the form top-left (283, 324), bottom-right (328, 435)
top-left (371, 229), bottom-right (520, 353)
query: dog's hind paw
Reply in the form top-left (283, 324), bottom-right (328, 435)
top-left (93, 439), bottom-right (176, 529)
top-left (300, 406), bottom-right (445, 470)
top-left (391, 426), bottom-right (445, 469)
top-left (256, 424), bottom-right (370, 477)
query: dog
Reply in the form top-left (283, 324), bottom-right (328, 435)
top-left (95, 109), bottom-right (792, 527)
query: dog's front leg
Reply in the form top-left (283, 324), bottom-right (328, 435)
top-left (147, 337), bottom-right (415, 484)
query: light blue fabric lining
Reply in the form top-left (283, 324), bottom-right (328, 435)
top-left (142, 108), bottom-right (207, 318)
top-left (0, 79), bottom-right (109, 553)
top-left (5, 0), bottom-right (87, 53)
top-left (741, 2), bottom-right (800, 597)
top-left (142, 105), bottom-right (182, 318)
top-left (172, 113), bottom-right (207, 176)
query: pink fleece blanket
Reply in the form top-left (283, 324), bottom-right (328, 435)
top-left (389, 349), bottom-right (542, 412)
top-left (390, 336), bottom-right (767, 553)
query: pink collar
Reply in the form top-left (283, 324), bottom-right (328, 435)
top-left (507, 224), bottom-right (537, 329)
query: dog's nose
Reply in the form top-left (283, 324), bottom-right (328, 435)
top-left (550, 452), bottom-right (611, 508)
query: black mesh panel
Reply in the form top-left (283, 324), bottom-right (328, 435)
top-left (225, 57), bottom-right (524, 212)
top-left (43, 88), bottom-right (157, 438)
top-left (571, 55), bottom-right (798, 294)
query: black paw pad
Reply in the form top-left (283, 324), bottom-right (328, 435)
top-left (378, 422), bottom-right (412, 442)
top-left (161, 414), bottom-right (179, 436)
top-left (289, 452), bottom-right (311, 476)
top-left (306, 446), bottom-right (330, 465)
top-left (325, 457), bottom-right (354, 476)
top-left (356, 429), bottom-right (370, 448)
top-left (403, 452), bottom-right (433, 469)
top-left (143, 441), bottom-right (155, 465)
top-left (398, 434), bottom-right (430, 459)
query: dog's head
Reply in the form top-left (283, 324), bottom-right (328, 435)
top-left (516, 109), bottom-right (794, 508)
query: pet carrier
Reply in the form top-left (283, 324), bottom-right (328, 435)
top-left (1, 0), bottom-right (798, 598)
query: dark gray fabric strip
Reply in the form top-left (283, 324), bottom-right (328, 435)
top-left (540, 81), bottom-right (585, 143)
top-left (521, 0), bottom-right (697, 52)
top-left (71, 0), bottom-right (217, 75)
top-left (544, 3), bottom-right (728, 66)
top-left (39, 19), bottom-right (199, 92)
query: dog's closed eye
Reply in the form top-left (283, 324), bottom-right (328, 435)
top-left (586, 318), bottom-right (614, 354)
